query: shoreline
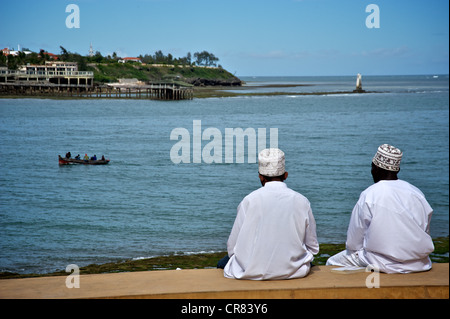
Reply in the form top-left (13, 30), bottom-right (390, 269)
top-left (0, 83), bottom-right (379, 100)
top-left (192, 86), bottom-right (377, 98)
top-left (1, 236), bottom-right (447, 280)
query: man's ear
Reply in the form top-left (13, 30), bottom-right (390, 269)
top-left (259, 173), bottom-right (266, 186)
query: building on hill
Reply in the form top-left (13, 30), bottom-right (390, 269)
top-left (21, 61), bottom-right (79, 74)
top-left (38, 51), bottom-right (58, 60)
top-left (0, 61), bottom-right (93, 89)
top-left (118, 57), bottom-right (142, 63)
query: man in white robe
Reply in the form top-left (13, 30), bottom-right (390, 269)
top-left (326, 144), bottom-right (434, 273)
top-left (221, 148), bottom-right (319, 280)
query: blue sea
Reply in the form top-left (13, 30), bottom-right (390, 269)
top-left (0, 75), bottom-right (448, 274)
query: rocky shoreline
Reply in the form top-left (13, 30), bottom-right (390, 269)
top-left (1, 237), bottom-right (447, 280)
top-left (186, 77), bottom-right (243, 87)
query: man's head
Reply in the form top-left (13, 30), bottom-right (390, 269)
top-left (371, 144), bottom-right (402, 183)
top-left (258, 148), bottom-right (288, 186)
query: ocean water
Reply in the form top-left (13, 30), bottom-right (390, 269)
top-left (0, 75), bottom-right (448, 274)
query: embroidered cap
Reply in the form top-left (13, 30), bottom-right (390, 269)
top-left (372, 144), bottom-right (403, 172)
top-left (258, 148), bottom-right (285, 177)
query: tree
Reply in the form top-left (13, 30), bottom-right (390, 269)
top-left (194, 51), bottom-right (219, 66)
top-left (167, 53), bottom-right (173, 64)
top-left (154, 50), bottom-right (165, 63)
top-left (39, 49), bottom-right (50, 64)
top-left (186, 52), bottom-right (192, 65)
top-left (194, 51), bottom-right (219, 67)
top-left (0, 53), bottom-right (6, 67)
top-left (60, 46), bottom-right (69, 61)
top-left (56, 45), bottom-right (88, 70)
top-left (140, 54), bottom-right (154, 64)
top-left (94, 51), bottom-right (103, 63)
top-left (26, 52), bottom-right (40, 65)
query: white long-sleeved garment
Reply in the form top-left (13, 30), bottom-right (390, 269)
top-left (346, 179), bottom-right (434, 273)
top-left (224, 181), bottom-right (319, 280)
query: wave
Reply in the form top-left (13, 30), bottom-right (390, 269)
top-left (131, 250), bottom-right (223, 261)
top-left (414, 90), bottom-right (448, 94)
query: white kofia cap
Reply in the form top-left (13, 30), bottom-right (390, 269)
top-left (258, 148), bottom-right (285, 177)
top-left (372, 144), bottom-right (403, 172)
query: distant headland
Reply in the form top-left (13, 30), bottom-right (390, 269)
top-left (1, 46), bottom-right (242, 86)
top-left (1, 46), bottom-right (374, 100)
top-left (0, 46), bottom-right (243, 100)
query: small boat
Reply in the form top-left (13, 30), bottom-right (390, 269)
top-left (58, 155), bottom-right (110, 165)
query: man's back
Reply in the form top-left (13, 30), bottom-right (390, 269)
top-left (224, 181), bottom-right (319, 280)
top-left (347, 179), bottom-right (434, 273)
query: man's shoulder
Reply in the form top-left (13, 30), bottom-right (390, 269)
top-left (240, 187), bottom-right (265, 202)
top-left (366, 179), bottom-right (418, 192)
top-left (361, 179), bottom-right (426, 202)
top-left (286, 186), bottom-right (310, 201)
top-left (243, 184), bottom-right (307, 200)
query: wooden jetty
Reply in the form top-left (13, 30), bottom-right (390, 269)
top-left (0, 81), bottom-right (193, 100)
top-left (103, 82), bottom-right (194, 100)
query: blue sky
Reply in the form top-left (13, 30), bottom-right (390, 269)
top-left (1, 0), bottom-right (448, 76)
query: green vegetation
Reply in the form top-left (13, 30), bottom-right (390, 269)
top-left (430, 236), bottom-right (449, 263)
top-left (86, 62), bottom-right (239, 84)
top-left (193, 51), bottom-right (219, 67)
top-left (0, 48), bottom-right (88, 70)
top-left (140, 50), bottom-right (218, 67)
top-left (314, 243), bottom-right (346, 265)
top-left (1, 237), bottom-right (447, 280)
top-left (0, 46), bottom-right (239, 85)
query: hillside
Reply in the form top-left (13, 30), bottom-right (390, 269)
top-left (86, 63), bottom-right (242, 86)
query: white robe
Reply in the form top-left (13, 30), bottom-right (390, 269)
top-left (224, 181), bottom-right (319, 280)
top-left (346, 179), bottom-right (434, 273)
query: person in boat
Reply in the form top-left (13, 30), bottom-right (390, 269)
top-left (75, 154), bottom-right (81, 160)
top-left (91, 154), bottom-right (97, 161)
top-left (65, 152), bottom-right (71, 159)
top-left (218, 148), bottom-right (319, 280)
top-left (326, 144), bottom-right (434, 273)
top-left (84, 154), bottom-right (89, 161)
top-left (101, 155), bottom-right (105, 161)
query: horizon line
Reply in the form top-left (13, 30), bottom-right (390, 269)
top-left (237, 74), bottom-right (450, 77)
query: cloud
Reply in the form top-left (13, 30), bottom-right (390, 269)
top-left (356, 46), bottom-right (410, 58)
top-left (246, 49), bottom-right (339, 60)
top-left (248, 50), bottom-right (288, 59)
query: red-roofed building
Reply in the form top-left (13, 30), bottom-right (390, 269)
top-left (37, 50), bottom-right (58, 60)
top-left (1, 48), bottom-right (32, 56)
top-left (47, 53), bottom-right (58, 60)
top-left (2, 48), bottom-right (10, 56)
top-left (118, 57), bottom-right (142, 63)
top-left (38, 51), bottom-right (58, 60)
